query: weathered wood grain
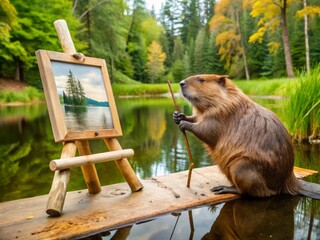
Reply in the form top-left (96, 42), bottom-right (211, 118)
top-left (0, 166), bottom-right (316, 240)
top-left (46, 142), bottom-right (77, 216)
top-left (103, 138), bottom-right (144, 192)
top-left (75, 140), bottom-right (102, 194)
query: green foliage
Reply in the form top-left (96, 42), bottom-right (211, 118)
top-left (283, 65), bottom-right (320, 141)
top-left (0, 86), bottom-right (44, 103)
top-left (171, 60), bottom-right (186, 82)
top-left (86, 0), bottom-right (128, 82)
top-left (0, 0), bottom-right (84, 83)
top-left (112, 83), bottom-right (180, 96)
top-left (0, 0), bottom-right (17, 42)
top-left (204, 31), bottom-right (225, 74)
top-left (193, 28), bottom-right (208, 73)
top-left (114, 71), bottom-right (140, 84)
top-left (172, 36), bottom-right (184, 62)
top-left (1, 0), bottom-right (320, 86)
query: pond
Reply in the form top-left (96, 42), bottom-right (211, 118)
top-left (0, 96), bottom-right (319, 239)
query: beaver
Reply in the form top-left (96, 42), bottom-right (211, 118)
top-left (173, 74), bottom-right (320, 199)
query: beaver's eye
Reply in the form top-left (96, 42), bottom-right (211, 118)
top-left (197, 77), bottom-right (205, 83)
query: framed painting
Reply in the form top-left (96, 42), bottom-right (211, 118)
top-left (36, 50), bottom-right (122, 142)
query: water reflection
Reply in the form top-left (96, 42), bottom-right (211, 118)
top-left (85, 195), bottom-right (319, 240)
top-left (203, 196), bottom-right (299, 240)
top-left (0, 97), bottom-right (211, 202)
top-left (63, 105), bottom-right (114, 131)
top-left (0, 96), bottom-right (319, 239)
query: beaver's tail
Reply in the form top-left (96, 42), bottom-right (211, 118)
top-left (297, 179), bottom-right (320, 200)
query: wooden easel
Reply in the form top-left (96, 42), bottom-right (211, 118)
top-left (45, 20), bottom-right (143, 217)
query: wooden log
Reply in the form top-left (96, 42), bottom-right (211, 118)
top-left (54, 19), bottom-right (76, 54)
top-left (46, 142), bottom-right (77, 216)
top-left (50, 149), bottom-right (134, 171)
top-left (104, 138), bottom-right (143, 192)
top-left (76, 140), bottom-right (102, 194)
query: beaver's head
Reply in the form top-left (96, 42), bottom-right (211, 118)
top-left (180, 74), bottom-right (240, 112)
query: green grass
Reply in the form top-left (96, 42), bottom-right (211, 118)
top-left (283, 66), bottom-right (320, 142)
top-left (0, 87), bottom-right (44, 104)
top-left (112, 78), bottom-right (290, 97)
top-left (112, 83), bottom-right (180, 96)
top-left (233, 78), bottom-right (290, 96)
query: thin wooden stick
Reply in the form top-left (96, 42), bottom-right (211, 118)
top-left (50, 149), bottom-right (134, 171)
top-left (167, 80), bottom-right (194, 188)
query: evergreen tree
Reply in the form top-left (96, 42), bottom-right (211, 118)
top-left (87, 0), bottom-right (128, 82)
top-left (193, 28), bottom-right (207, 73)
top-left (160, 0), bottom-right (181, 66)
top-left (204, 31), bottom-right (224, 74)
top-left (202, 0), bottom-right (215, 25)
top-left (172, 36), bottom-right (184, 62)
top-left (180, 0), bottom-right (202, 46)
top-left (171, 36), bottom-right (186, 81)
top-left (62, 90), bottom-right (68, 104)
top-left (64, 70), bottom-right (86, 106)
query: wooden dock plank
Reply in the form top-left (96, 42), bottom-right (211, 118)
top-left (0, 166), bottom-right (317, 240)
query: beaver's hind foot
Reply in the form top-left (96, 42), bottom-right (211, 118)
top-left (211, 185), bottom-right (240, 194)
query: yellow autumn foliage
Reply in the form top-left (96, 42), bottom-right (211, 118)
top-left (146, 41), bottom-right (166, 83)
top-left (248, 26), bottom-right (266, 43)
top-left (210, 15), bottom-right (232, 31)
top-left (267, 42), bottom-right (281, 55)
top-left (147, 110), bottom-right (166, 141)
top-left (296, 6), bottom-right (320, 18)
top-left (249, 0), bottom-right (292, 54)
top-left (216, 30), bottom-right (241, 69)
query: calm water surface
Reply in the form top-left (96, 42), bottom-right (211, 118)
top-left (0, 96), bottom-right (319, 239)
top-left (63, 104), bottom-right (114, 131)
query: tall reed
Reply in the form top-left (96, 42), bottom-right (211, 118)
top-left (284, 65), bottom-right (320, 143)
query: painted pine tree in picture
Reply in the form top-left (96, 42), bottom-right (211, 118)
top-left (63, 70), bottom-right (86, 106)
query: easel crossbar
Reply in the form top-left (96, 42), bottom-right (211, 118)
top-left (50, 149), bottom-right (134, 171)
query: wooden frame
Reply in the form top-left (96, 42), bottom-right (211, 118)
top-left (36, 50), bottom-right (122, 142)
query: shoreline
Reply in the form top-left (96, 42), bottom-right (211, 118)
top-left (0, 100), bottom-right (45, 107)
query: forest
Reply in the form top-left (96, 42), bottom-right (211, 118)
top-left (1, 0), bottom-right (320, 87)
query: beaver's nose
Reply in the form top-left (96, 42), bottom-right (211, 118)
top-left (180, 80), bottom-right (186, 88)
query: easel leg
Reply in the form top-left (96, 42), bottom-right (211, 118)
top-left (76, 140), bottom-right (102, 194)
top-left (46, 142), bottom-right (77, 216)
top-left (103, 138), bottom-right (143, 192)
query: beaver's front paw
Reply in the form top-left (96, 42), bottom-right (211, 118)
top-left (173, 111), bottom-right (187, 124)
top-left (179, 120), bottom-right (192, 132)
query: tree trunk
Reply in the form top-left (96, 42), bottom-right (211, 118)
top-left (235, 10), bottom-right (250, 80)
top-left (15, 59), bottom-right (24, 81)
top-left (304, 0), bottom-right (310, 73)
top-left (281, 1), bottom-right (295, 78)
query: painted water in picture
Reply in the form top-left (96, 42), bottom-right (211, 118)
top-left (51, 61), bottom-right (113, 131)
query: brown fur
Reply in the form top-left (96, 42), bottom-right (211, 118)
top-left (174, 74), bottom-right (300, 197)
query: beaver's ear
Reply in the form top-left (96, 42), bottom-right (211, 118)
top-left (217, 76), bottom-right (226, 88)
